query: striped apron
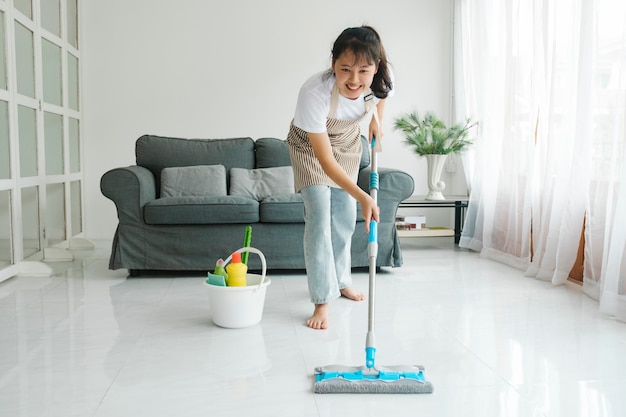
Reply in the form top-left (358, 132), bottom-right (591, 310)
top-left (287, 83), bottom-right (379, 193)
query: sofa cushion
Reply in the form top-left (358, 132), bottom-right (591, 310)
top-left (229, 166), bottom-right (294, 201)
top-left (255, 137), bottom-right (292, 168)
top-left (260, 194), bottom-right (304, 223)
top-left (135, 135), bottom-right (255, 195)
top-left (144, 195), bottom-right (259, 225)
top-left (160, 165), bottom-right (227, 197)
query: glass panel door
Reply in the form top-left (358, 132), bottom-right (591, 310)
top-left (46, 183), bottom-right (66, 245)
top-left (0, 11), bottom-right (7, 90)
top-left (18, 105), bottom-right (38, 177)
top-left (14, 0), bottom-right (33, 20)
top-left (69, 117), bottom-right (80, 173)
top-left (66, 0), bottom-right (78, 47)
top-left (41, 0), bottom-right (61, 37)
top-left (0, 190), bottom-right (11, 268)
top-left (70, 180), bottom-right (82, 235)
top-left (44, 111), bottom-right (63, 175)
top-left (67, 52), bottom-right (79, 110)
top-left (15, 22), bottom-right (35, 98)
top-left (0, 100), bottom-right (9, 179)
top-left (42, 39), bottom-right (62, 105)
top-left (2, 0), bottom-right (82, 278)
top-left (21, 186), bottom-right (40, 258)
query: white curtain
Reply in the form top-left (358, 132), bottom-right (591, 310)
top-left (455, 0), bottom-right (626, 321)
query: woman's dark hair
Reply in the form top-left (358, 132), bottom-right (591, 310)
top-left (331, 25), bottom-right (393, 99)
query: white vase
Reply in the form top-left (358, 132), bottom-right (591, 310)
top-left (425, 154), bottom-right (448, 200)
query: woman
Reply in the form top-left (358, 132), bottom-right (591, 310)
top-left (287, 25), bottom-right (394, 330)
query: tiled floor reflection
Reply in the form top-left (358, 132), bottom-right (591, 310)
top-left (1, 238), bottom-right (625, 417)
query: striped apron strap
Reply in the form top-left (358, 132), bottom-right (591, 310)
top-left (364, 91), bottom-right (382, 152)
top-left (329, 83), bottom-right (380, 145)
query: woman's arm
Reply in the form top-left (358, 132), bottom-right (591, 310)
top-left (307, 132), bottom-right (379, 230)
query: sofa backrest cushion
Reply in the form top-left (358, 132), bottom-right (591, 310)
top-left (229, 166), bottom-right (294, 201)
top-left (255, 137), bottom-right (291, 168)
top-left (160, 165), bottom-right (227, 197)
top-left (136, 135), bottom-right (255, 195)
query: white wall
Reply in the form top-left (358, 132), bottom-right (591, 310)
top-left (81, 0), bottom-right (462, 239)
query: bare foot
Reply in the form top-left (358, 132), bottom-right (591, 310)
top-left (306, 304), bottom-right (328, 330)
top-left (340, 287), bottom-right (365, 301)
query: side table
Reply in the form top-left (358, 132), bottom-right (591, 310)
top-left (397, 195), bottom-right (469, 244)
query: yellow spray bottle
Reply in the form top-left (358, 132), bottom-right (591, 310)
top-left (226, 252), bottom-right (247, 287)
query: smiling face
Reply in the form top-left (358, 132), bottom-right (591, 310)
top-left (331, 50), bottom-right (378, 100)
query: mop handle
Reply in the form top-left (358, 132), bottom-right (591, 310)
top-left (366, 136), bottom-right (379, 369)
top-left (368, 136), bottom-right (379, 242)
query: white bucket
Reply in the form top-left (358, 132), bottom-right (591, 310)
top-left (205, 247), bottom-right (271, 328)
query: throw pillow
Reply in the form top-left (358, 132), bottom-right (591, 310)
top-left (229, 166), bottom-right (295, 200)
top-left (160, 165), bottom-right (227, 197)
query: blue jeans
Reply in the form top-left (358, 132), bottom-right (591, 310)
top-left (301, 185), bottom-right (356, 304)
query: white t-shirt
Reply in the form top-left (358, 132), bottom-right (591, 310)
top-left (293, 69), bottom-right (394, 134)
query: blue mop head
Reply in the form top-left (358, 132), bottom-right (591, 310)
top-left (314, 365), bottom-right (434, 394)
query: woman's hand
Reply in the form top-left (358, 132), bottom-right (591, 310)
top-left (360, 194), bottom-right (380, 233)
top-left (368, 116), bottom-right (383, 143)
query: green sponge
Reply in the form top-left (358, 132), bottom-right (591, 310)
top-left (206, 272), bottom-right (226, 286)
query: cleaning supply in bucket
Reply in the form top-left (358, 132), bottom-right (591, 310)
top-left (206, 273), bottom-right (225, 286)
top-left (206, 258), bottom-right (228, 286)
top-left (214, 258), bottom-right (229, 284)
top-left (226, 252), bottom-right (247, 286)
top-left (242, 225), bottom-right (252, 265)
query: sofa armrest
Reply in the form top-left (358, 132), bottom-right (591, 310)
top-left (358, 167), bottom-right (415, 221)
top-left (101, 166), bottom-right (156, 224)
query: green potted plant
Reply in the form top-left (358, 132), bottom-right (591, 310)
top-left (393, 111), bottom-right (476, 156)
top-left (393, 111), bottom-right (477, 200)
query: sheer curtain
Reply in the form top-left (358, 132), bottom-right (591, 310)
top-left (455, 0), bottom-right (626, 321)
top-left (591, 1), bottom-right (626, 320)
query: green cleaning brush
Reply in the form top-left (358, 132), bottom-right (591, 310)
top-left (242, 225), bottom-right (252, 265)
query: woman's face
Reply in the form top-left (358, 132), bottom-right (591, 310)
top-left (332, 50), bottom-right (378, 100)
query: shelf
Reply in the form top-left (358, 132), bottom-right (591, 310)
top-left (397, 227), bottom-right (455, 238)
top-left (398, 196), bottom-right (469, 244)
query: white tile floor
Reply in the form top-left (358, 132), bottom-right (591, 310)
top-left (1, 238), bottom-right (626, 417)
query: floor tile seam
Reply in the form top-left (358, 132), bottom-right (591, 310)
top-left (89, 361), bottom-right (129, 417)
top-left (141, 278), bottom-right (180, 328)
top-left (439, 322), bottom-right (530, 394)
top-left (90, 326), bottom-right (149, 416)
top-left (456, 349), bottom-right (535, 406)
top-left (461, 344), bottom-right (552, 414)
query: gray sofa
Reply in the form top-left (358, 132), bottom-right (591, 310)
top-left (100, 134), bottom-right (414, 274)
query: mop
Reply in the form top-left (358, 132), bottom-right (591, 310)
top-left (313, 137), bottom-right (434, 394)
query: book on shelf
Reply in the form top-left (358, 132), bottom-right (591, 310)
top-left (395, 215), bottom-right (426, 230)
